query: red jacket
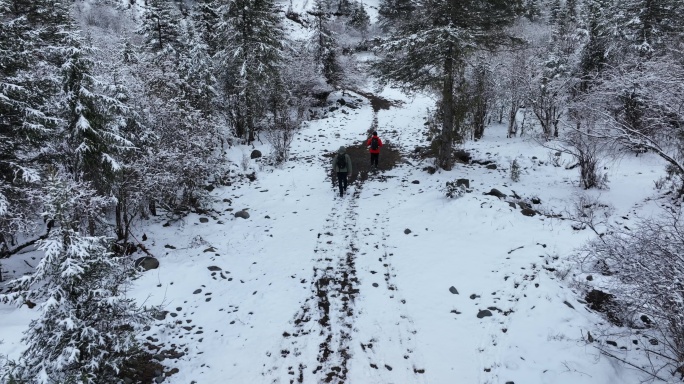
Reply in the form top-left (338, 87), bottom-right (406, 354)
top-left (367, 136), bottom-right (383, 154)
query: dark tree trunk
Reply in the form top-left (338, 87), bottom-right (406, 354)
top-left (438, 43), bottom-right (455, 170)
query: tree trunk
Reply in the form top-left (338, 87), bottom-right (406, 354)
top-left (438, 44), bottom-right (455, 170)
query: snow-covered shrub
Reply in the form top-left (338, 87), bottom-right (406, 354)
top-left (565, 193), bottom-right (613, 235)
top-left (510, 159), bottom-right (521, 182)
top-left (445, 181), bottom-right (467, 199)
top-left (579, 207), bottom-right (684, 376)
top-left (0, 175), bottom-right (149, 383)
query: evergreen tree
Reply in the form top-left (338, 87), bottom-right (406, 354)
top-left (59, 36), bottom-right (132, 197)
top-left (377, 0), bottom-right (415, 30)
top-left (347, 1), bottom-right (370, 35)
top-left (138, 0), bottom-right (183, 52)
top-left (373, 0), bottom-right (518, 169)
top-left (215, 0), bottom-right (286, 143)
top-left (614, 0), bottom-right (684, 57)
top-left (1, 174), bottom-right (148, 384)
top-left (193, 0), bottom-right (221, 56)
top-left (307, 0), bottom-right (343, 87)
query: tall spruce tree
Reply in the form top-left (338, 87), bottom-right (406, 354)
top-left (215, 0), bottom-right (286, 143)
top-left (373, 0), bottom-right (517, 169)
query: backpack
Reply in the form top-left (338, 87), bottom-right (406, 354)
top-left (370, 137), bottom-right (379, 150)
top-left (336, 154), bottom-right (346, 170)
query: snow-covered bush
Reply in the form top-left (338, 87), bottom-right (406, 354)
top-left (579, 207), bottom-right (684, 376)
top-left (445, 181), bottom-right (467, 199)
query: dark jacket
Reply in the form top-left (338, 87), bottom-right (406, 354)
top-left (333, 147), bottom-right (352, 173)
top-left (367, 135), bottom-right (383, 154)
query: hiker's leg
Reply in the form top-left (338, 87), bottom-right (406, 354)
top-left (337, 172), bottom-right (345, 196)
top-left (342, 172), bottom-right (348, 191)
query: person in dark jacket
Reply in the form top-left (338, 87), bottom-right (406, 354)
top-left (366, 131), bottom-right (383, 169)
top-left (332, 146), bottom-right (352, 197)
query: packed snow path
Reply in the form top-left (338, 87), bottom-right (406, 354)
top-left (125, 90), bottom-right (663, 384)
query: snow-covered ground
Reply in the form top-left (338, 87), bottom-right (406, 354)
top-left (0, 0), bottom-right (674, 382)
top-left (2, 86), bottom-right (668, 383)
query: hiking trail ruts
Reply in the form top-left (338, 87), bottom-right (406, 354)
top-left (262, 169), bottom-right (427, 383)
top-left (262, 184), bottom-right (362, 384)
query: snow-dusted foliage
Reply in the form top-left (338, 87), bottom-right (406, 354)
top-left (1, 175), bottom-right (148, 384)
top-left (579, 207), bottom-right (684, 376)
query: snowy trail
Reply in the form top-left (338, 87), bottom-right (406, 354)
top-left (262, 185), bottom-right (362, 383)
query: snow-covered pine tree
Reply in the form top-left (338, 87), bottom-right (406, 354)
top-left (0, 0), bottom-right (64, 250)
top-left (377, 0), bottom-right (415, 31)
top-left (373, 0), bottom-right (518, 169)
top-left (58, 33), bottom-right (133, 199)
top-left (347, 1), bottom-right (370, 36)
top-left (132, 8), bottom-right (224, 212)
top-left (138, 0), bottom-right (184, 52)
top-left (215, 0), bottom-right (286, 143)
top-left (1, 174), bottom-right (148, 384)
top-left (612, 0), bottom-right (684, 57)
top-left (308, 0), bottom-right (342, 87)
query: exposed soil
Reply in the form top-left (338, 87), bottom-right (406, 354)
top-left (326, 141), bottom-right (403, 185)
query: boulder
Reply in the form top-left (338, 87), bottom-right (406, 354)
top-left (234, 210), bottom-right (250, 219)
top-left (456, 179), bottom-right (469, 189)
top-left (486, 164), bottom-right (497, 170)
top-left (135, 257), bottom-right (159, 271)
top-left (250, 150), bottom-right (262, 159)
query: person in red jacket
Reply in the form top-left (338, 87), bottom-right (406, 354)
top-left (366, 131), bottom-right (383, 169)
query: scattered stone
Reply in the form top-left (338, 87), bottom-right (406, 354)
top-left (135, 257), bottom-right (160, 271)
top-left (404, 228), bottom-right (412, 235)
top-left (372, 283), bottom-right (379, 287)
top-left (449, 286), bottom-right (459, 294)
top-left (517, 201), bottom-right (531, 210)
top-left (250, 150), bottom-right (262, 159)
top-left (486, 164), bottom-right (497, 170)
top-left (152, 310), bottom-right (169, 321)
top-left (563, 301), bottom-right (575, 310)
top-left (203, 247), bottom-right (216, 253)
top-left (606, 340), bottom-right (618, 347)
top-left (531, 197), bottom-right (541, 204)
top-left (469, 294), bottom-right (480, 300)
top-left (193, 289), bottom-right (202, 294)
top-left (586, 275), bottom-right (593, 281)
top-left (411, 180), bottom-right (420, 184)
top-left (456, 179), bottom-right (469, 189)
top-left (235, 210), bottom-right (250, 219)
top-left (477, 310), bottom-right (493, 318)
top-left (207, 266), bottom-right (222, 271)
top-left (164, 244), bottom-right (176, 249)
top-left (484, 188), bottom-right (507, 199)
top-left (199, 217), bottom-right (209, 223)
top-left (521, 208), bottom-right (537, 217)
